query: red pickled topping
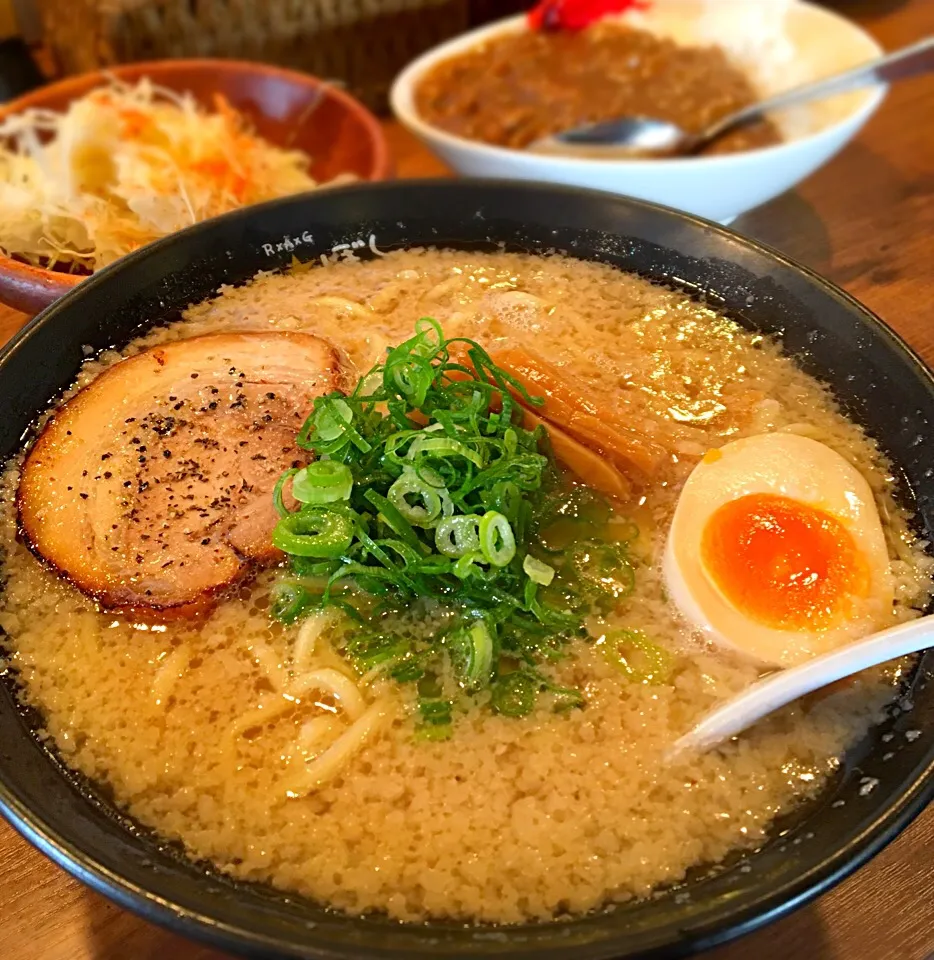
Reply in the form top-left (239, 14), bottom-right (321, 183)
top-left (528, 0), bottom-right (651, 32)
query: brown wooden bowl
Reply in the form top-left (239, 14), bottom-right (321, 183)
top-left (0, 59), bottom-right (392, 315)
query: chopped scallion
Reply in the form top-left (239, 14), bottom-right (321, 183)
top-left (446, 619), bottom-right (494, 687)
top-left (434, 515), bottom-right (481, 558)
top-left (479, 510), bottom-right (516, 567)
top-left (406, 435), bottom-right (484, 468)
top-left (311, 398), bottom-right (352, 442)
top-left (600, 630), bottom-right (673, 684)
top-left (523, 555), bottom-right (555, 586)
top-left (272, 507), bottom-right (355, 558)
top-left (388, 468), bottom-right (448, 527)
top-left (491, 672), bottom-right (537, 717)
top-left (418, 697), bottom-right (453, 726)
top-left (292, 460), bottom-right (353, 504)
top-left (270, 318), bottom-right (642, 731)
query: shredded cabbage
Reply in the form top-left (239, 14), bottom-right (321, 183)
top-left (0, 77), bottom-right (344, 271)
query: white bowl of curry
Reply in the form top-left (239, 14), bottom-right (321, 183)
top-left (390, 0), bottom-right (885, 223)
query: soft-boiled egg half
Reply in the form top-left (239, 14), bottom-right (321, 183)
top-left (664, 432), bottom-right (893, 667)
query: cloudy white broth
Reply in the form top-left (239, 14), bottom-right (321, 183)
top-left (1, 249), bottom-right (931, 924)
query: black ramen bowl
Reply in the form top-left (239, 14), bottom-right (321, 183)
top-left (0, 181), bottom-right (931, 959)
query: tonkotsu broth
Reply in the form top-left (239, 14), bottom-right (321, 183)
top-left (1, 250), bottom-right (931, 924)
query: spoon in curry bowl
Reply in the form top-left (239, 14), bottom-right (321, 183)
top-left (530, 36), bottom-right (934, 157)
top-left (671, 613), bottom-right (933, 755)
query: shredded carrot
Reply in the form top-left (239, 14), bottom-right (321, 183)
top-left (189, 158), bottom-right (250, 201)
top-left (119, 108), bottom-right (151, 138)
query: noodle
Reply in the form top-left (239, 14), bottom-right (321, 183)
top-left (293, 611), bottom-right (335, 672)
top-left (299, 715), bottom-right (342, 750)
top-left (150, 644), bottom-right (190, 706)
top-left (307, 296), bottom-right (372, 321)
top-left (288, 668), bottom-right (367, 721)
top-left (284, 699), bottom-right (394, 797)
top-left (223, 696), bottom-right (297, 751)
top-left (249, 639), bottom-right (287, 693)
top-left (223, 668), bottom-right (367, 755)
top-left (219, 666), bottom-right (372, 790)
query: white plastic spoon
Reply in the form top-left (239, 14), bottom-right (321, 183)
top-left (672, 614), bottom-right (932, 755)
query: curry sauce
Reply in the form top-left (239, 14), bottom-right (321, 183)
top-left (415, 24), bottom-right (781, 154)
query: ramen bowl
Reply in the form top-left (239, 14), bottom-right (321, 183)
top-left (390, 1), bottom-right (884, 223)
top-left (0, 181), bottom-right (931, 959)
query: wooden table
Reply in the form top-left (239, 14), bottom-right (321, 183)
top-left (2, 2), bottom-right (934, 957)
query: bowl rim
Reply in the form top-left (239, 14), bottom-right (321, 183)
top-left (389, 2), bottom-right (886, 169)
top-left (0, 178), bottom-right (932, 960)
top-left (0, 57), bottom-right (392, 305)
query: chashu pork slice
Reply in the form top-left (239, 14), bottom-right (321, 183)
top-left (19, 332), bottom-right (343, 616)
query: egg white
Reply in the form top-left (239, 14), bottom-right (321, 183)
top-left (664, 432), bottom-right (893, 667)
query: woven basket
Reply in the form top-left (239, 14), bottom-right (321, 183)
top-left (36, 0), bottom-right (491, 112)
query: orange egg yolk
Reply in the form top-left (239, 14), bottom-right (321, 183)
top-left (700, 493), bottom-right (869, 631)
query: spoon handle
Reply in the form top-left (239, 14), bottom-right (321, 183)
top-left (673, 615), bottom-right (933, 754)
top-left (704, 36), bottom-right (934, 142)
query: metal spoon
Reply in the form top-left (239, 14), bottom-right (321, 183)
top-left (531, 36), bottom-right (934, 157)
top-left (671, 614), bottom-right (933, 755)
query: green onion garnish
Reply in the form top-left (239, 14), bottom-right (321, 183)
top-left (311, 398), bottom-right (353, 443)
top-left (387, 468), bottom-right (448, 527)
top-left (270, 579), bottom-right (313, 623)
top-left (271, 506), bottom-right (355, 558)
top-left (491, 672), bottom-right (537, 718)
top-left (446, 619), bottom-right (494, 688)
top-left (478, 510), bottom-right (516, 567)
top-left (523, 554), bottom-right (555, 586)
top-left (599, 630), bottom-right (673, 684)
top-left (271, 318), bottom-right (644, 728)
top-left (292, 460), bottom-right (353, 504)
top-left (434, 514), bottom-right (481, 558)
